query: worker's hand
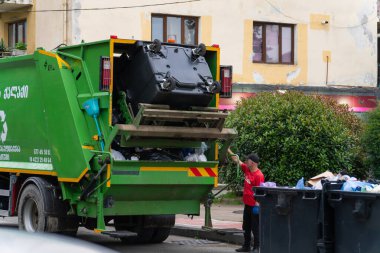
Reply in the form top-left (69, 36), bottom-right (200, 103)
top-left (230, 155), bottom-right (238, 163)
top-left (228, 148), bottom-right (239, 163)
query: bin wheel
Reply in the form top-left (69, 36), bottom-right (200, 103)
top-left (148, 39), bottom-right (162, 53)
top-left (161, 77), bottom-right (176, 91)
top-left (193, 43), bottom-right (206, 57)
top-left (210, 81), bottom-right (221, 94)
top-left (18, 184), bottom-right (51, 232)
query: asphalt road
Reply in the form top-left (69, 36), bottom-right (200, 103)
top-left (0, 217), bottom-right (238, 253)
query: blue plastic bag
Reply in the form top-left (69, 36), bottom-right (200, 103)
top-left (295, 177), bottom-right (305, 189)
top-left (342, 181), bottom-right (374, 192)
top-left (252, 206), bottom-right (260, 215)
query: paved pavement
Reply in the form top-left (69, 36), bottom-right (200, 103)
top-left (173, 203), bottom-right (245, 245)
top-left (0, 217), bottom-right (240, 253)
top-left (176, 203), bottom-right (243, 229)
top-left (0, 198), bottom-right (246, 246)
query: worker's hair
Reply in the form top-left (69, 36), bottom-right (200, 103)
top-left (247, 153), bottom-right (259, 164)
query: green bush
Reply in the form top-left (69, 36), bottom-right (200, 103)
top-left (221, 91), bottom-right (365, 188)
top-left (362, 106), bottom-right (380, 178)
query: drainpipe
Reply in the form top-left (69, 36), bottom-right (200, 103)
top-left (326, 55), bottom-right (329, 85)
top-left (63, 0), bottom-right (68, 45)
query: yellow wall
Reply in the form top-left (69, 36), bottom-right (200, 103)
top-left (310, 14), bottom-right (330, 31)
top-left (233, 20), bottom-right (308, 85)
top-left (141, 12), bottom-right (151, 41)
top-left (0, 14), bottom-right (4, 41)
top-left (200, 16), bottom-right (212, 46)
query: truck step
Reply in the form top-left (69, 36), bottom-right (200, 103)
top-left (101, 230), bottom-right (137, 238)
top-left (0, 189), bottom-right (10, 197)
top-left (0, 210), bottom-right (9, 216)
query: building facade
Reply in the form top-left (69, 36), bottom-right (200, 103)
top-left (0, 0), bottom-right (378, 87)
top-left (0, 0), bottom-right (378, 90)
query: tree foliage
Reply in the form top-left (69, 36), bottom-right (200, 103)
top-left (220, 91), bottom-right (365, 188)
top-left (362, 106), bottom-right (380, 178)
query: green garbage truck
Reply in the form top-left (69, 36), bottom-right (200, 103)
top-left (0, 37), bottom-right (236, 242)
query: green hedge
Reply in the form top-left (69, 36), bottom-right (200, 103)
top-left (221, 91), bottom-right (365, 188)
top-left (362, 106), bottom-right (380, 178)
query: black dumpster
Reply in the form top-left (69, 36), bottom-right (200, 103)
top-left (328, 190), bottom-right (380, 253)
top-left (254, 187), bottom-right (322, 253)
top-left (116, 40), bottom-right (219, 113)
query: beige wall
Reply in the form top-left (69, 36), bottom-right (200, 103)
top-left (68, 0), bottom-right (377, 87)
top-left (35, 0), bottom-right (65, 51)
top-left (2, 0), bottom-right (377, 87)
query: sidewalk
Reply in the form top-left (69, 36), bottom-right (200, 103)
top-left (172, 203), bottom-right (245, 245)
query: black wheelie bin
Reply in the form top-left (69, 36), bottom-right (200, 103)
top-left (254, 187), bottom-right (322, 253)
top-left (254, 182), bottom-right (343, 253)
top-left (327, 190), bottom-right (380, 253)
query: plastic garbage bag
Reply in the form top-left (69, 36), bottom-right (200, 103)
top-left (260, 182), bottom-right (277, 187)
top-left (111, 149), bottom-right (126, 161)
top-left (368, 184), bottom-right (380, 193)
top-left (295, 177), bottom-right (305, 189)
top-left (184, 142), bottom-right (208, 162)
top-left (252, 206), bottom-right (260, 215)
top-left (342, 181), bottom-right (375, 192)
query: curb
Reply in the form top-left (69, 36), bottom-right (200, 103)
top-left (171, 225), bottom-right (244, 245)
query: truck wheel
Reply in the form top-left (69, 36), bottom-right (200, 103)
top-left (134, 228), bottom-right (155, 244)
top-left (149, 214), bottom-right (175, 243)
top-left (59, 216), bottom-right (79, 236)
top-left (18, 178), bottom-right (78, 234)
top-left (150, 227), bottom-right (171, 243)
top-left (18, 184), bottom-right (49, 232)
top-left (114, 216), bottom-right (154, 244)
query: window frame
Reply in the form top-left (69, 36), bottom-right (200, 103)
top-left (151, 14), bottom-right (199, 45)
top-left (252, 21), bottom-right (295, 65)
top-left (8, 20), bottom-right (27, 48)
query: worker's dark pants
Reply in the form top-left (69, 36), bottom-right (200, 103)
top-left (242, 204), bottom-right (259, 249)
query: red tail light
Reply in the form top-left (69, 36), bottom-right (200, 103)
top-left (220, 66), bottom-right (233, 98)
top-left (100, 56), bottom-right (111, 91)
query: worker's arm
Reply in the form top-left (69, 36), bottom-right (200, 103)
top-left (228, 148), bottom-right (243, 166)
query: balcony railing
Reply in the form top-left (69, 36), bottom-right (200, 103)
top-left (0, 0), bottom-right (33, 12)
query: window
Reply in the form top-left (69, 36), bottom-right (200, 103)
top-left (8, 20), bottom-right (26, 48)
top-left (151, 14), bottom-right (198, 45)
top-left (253, 22), bottom-right (294, 64)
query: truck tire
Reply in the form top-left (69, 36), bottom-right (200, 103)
top-left (18, 179), bottom-right (79, 234)
top-left (114, 215), bottom-right (174, 244)
top-left (59, 216), bottom-right (79, 236)
top-left (18, 184), bottom-right (52, 232)
top-left (114, 217), bottom-right (154, 244)
top-left (149, 214), bottom-right (175, 243)
top-left (150, 227), bottom-right (171, 243)
top-left (134, 228), bottom-right (155, 244)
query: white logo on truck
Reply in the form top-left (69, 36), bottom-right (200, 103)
top-left (0, 111), bottom-right (7, 143)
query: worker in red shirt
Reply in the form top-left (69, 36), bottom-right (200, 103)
top-left (228, 149), bottom-right (264, 253)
